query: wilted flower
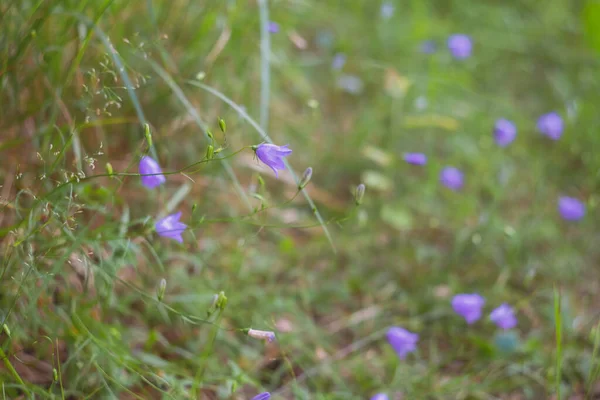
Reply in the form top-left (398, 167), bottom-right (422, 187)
top-left (537, 112), bottom-right (563, 140)
top-left (155, 212), bottom-right (187, 243)
top-left (139, 156), bottom-right (166, 189)
top-left (386, 326), bottom-right (419, 360)
top-left (420, 40), bottom-right (436, 54)
top-left (447, 34), bottom-right (472, 59)
top-left (332, 52), bottom-right (347, 70)
top-left (380, 2), bottom-right (395, 19)
top-left (254, 143), bottom-right (292, 177)
top-left (403, 152), bottom-right (427, 165)
top-left (440, 167), bottom-right (464, 191)
top-left (452, 293), bottom-right (485, 324)
top-left (251, 393), bottom-right (271, 400)
top-left (494, 118), bottom-right (517, 147)
top-left (247, 328), bottom-right (276, 343)
top-left (268, 21), bottom-right (279, 33)
top-left (371, 394), bottom-right (389, 400)
top-left (558, 196), bottom-right (585, 221)
top-left (490, 303), bottom-right (517, 330)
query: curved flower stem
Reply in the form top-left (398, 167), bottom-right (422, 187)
top-left (0, 346), bottom-right (25, 386)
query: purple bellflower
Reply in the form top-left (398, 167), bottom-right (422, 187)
top-left (403, 152), bottom-right (427, 165)
top-left (155, 212), bottom-right (187, 243)
top-left (268, 21), bottom-right (279, 34)
top-left (332, 52), bottom-right (347, 70)
top-left (254, 143), bottom-right (292, 178)
top-left (537, 112), bottom-right (563, 140)
top-left (386, 327), bottom-right (419, 360)
top-left (139, 156), bottom-right (166, 189)
top-left (247, 328), bottom-right (276, 343)
top-left (370, 394), bottom-right (389, 400)
top-left (490, 303), bottom-right (517, 330)
top-left (558, 196), bottom-right (585, 221)
top-left (452, 293), bottom-right (485, 324)
top-left (251, 393), bottom-right (271, 400)
top-left (440, 167), bottom-right (464, 191)
top-left (447, 34), bottom-right (472, 59)
top-left (494, 118), bottom-right (517, 147)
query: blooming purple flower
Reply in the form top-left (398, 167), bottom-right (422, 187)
top-left (490, 303), bottom-right (517, 330)
top-left (494, 118), bottom-right (517, 147)
top-left (403, 152), bottom-right (427, 165)
top-left (380, 2), bottom-right (395, 19)
top-left (155, 212), bottom-right (187, 243)
top-left (370, 394), bottom-right (389, 400)
top-left (251, 393), bottom-right (271, 400)
top-left (255, 143), bottom-right (292, 178)
top-left (268, 21), bottom-right (279, 34)
top-left (558, 196), bottom-right (585, 221)
top-left (452, 294), bottom-right (485, 324)
top-left (447, 34), bottom-right (472, 59)
top-left (420, 40), bottom-right (436, 54)
top-left (440, 167), bottom-right (464, 191)
top-left (332, 53), bottom-right (347, 70)
top-left (537, 112), bottom-right (563, 140)
top-left (139, 156), bottom-right (166, 189)
top-left (386, 327), bottom-right (419, 360)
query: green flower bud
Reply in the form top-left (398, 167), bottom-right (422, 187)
top-left (2, 324), bottom-right (10, 337)
top-left (53, 368), bottom-right (58, 382)
top-left (105, 162), bottom-right (113, 177)
top-left (206, 144), bottom-right (214, 160)
top-left (144, 123), bottom-right (153, 147)
top-left (298, 167), bottom-right (313, 190)
top-left (157, 278), bottom-right (166, 302)
top-left (218, 117), bottom-right (226, 133)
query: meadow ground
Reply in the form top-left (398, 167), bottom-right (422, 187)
top-left (1, 0), bottom-right (600, 399)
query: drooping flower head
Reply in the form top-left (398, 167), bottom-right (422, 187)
top-left (155, 212), bottom-right (187, 243)
top-left (268, 21), bottom-right (279, 34)
top-left (370, 394), bottom-right (389, 400)
top-left (452, 293), bottom-right (485, 324)
top-left (254, 143), bottom-right (292, 178)
top-left (490, 303), bottom-right (517, 330)
top-left (139, 156), bottom-right (166, 189)
top-left (251, 393), bottom-right (271, 400)
top-left (558, 196), bottom-right (585, 221)
top-left (386, 326), bottom-right (419, 360)
top-left (447, 34), bottom-right (472, 59)
top-left (380, 2), bottom-right (395, 19)
top-left (440, 167), bottom-right (464, 191)
top-left (403, 152), bottom-right (427, 165)
top-left (494, 118), bottom-right (517, 147)
top-left (537, 112), bottom-right (563, 140)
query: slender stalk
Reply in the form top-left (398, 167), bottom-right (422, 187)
top-left (0, 347), bottom-right (25, 386)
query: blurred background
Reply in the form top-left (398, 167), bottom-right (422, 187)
top-left (1, 0), bottom-right (600, 398)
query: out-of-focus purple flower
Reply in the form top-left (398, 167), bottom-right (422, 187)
top-left (386, 327), bottom-right (419, 360)
top-left (332, 53), bottom-right (347, 70)
top-left (403, 152), bottom-right (427, 165)
top-left (452, 294), bottom-right (485, 324)
top-left (247, 328), bottom-right (276, 343)
top-left (420, 40), bottom-right (436, 54)
top-left (440, 167), bottom-right (464, 191)
top-left (494, 118), bottom-right (517, 147)
top-left (255, 143), bottom-right (292, 178)
top-left (490, 304), bottom-right (517, 330)
top-left (370, 394), bottom-right (389, 400)
top-left (251, 393), bottom-right (271, 400)
top-left (447, 34), bottom-right (472, 59)
top-left (537, 112), bottom-right (563, 140)
top-left (380, 2), bottom-right (395, 19)
top-left (268, 21), bottom-right (279, 33)
top-left (155, 212), bottom-right (187, 243)
top-left (139, 156), bottom-right (166, 189)
top-left (558, 196), bottom-right (585, 221)
top-left (337, 74), bottom-right (364, 94)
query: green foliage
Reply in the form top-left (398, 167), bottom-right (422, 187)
top-left (1, 0), bottom-right (600, 398)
